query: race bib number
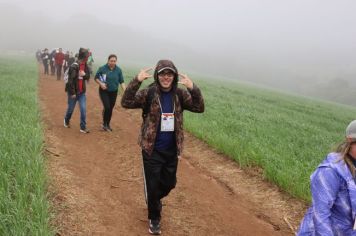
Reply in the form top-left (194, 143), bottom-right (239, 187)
top-left (161, 113), bottom-right (174, 132)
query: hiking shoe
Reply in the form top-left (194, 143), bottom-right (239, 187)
top-left (80, 128), bottom-right (90, 134)
top-left (64, 119), bottom-right (70, 128)
top-left (102, 124), bottom-right (111, 132)
top-left (149, 219), bottom-right (161, 235)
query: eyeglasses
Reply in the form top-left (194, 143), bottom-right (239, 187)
top-left (158, 71), bottom-right (174, 77)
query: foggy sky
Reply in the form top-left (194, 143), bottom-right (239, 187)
top-left (1, 0), bottom-right (356, 105)
top-left (5, 0), bottom-right (356, 53)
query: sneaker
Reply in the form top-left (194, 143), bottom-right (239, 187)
top-left (107, 124), bottom-right (113, 132)
top-left (148, 219), bottom-right (161, 235)
top-left (64, 119), bottom-right (70, 128)
top-left (102, 124), bottom-right (110, 132)
top-left (80, 128), bottom-right (90, 134)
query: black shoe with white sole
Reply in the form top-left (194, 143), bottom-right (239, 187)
top-left (148, 219), bottom-right (161, 235)
top-left (64, 119), bottom-right (70, 128)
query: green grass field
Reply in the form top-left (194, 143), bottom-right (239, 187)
top-left (0, 57), bottom-right (53, 235)
top-left (182, 78), bottom-right (356, 201)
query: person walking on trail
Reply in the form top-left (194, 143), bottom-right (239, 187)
top-left (55, 48), bottom-right (65, 80)
top-left (63, 50), bottom-right (70, 73)
top-left (36, 49), bottom-right (42, 62)
top-left (297, 120), bottom-right (356, 236)
top-left (121, 59), bottom-right (204, 235)
top-left (94, 54), bottom-right (126, 131)
top-left (41, 48), bottom-right (50, 75)
top-left (87, 49), bottom-right (94, 76)
top-left (49, 49), bottom-right (56, 76)
top-left (63, 48), bottom-right (91, 133)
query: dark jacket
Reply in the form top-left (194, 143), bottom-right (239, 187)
top-left (65, 48), bottom-right (90, 95)
top-left (121, 60), bottom-right (204, 155)
top-left (42, 52), bottom-right (49, 64)
top-left (68, 56), bottom-right (75, 67)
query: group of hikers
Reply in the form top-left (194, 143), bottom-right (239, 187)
top-left (36, 48), bottom-right (94, 80)
top-left (37, 46), bottom-right (356, 235)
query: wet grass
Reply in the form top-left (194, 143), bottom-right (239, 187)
top-left (0, 57), bottom-right (53, 235)
top-left (182, 78), bottom-right (355, 201)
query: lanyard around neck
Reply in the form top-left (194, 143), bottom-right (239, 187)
top-left (157, 95), bottom-right (175, 114)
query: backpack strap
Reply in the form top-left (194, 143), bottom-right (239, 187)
top-left (71, 62), bottom-right (79, 69)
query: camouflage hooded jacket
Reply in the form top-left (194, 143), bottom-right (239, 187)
top-left (121, 60), bottom-right (204, 156)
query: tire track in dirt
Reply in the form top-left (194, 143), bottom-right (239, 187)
top-left (39, 70), bottom-right (306, 235)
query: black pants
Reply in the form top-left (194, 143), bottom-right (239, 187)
top-left (99, 89), bottom-right (118, 126)
top-left (50, 62), bottom-right (55, 75)
top-left (56, 64), bottom-right (62, 80)
top-left (43, 63), bottom-right (49, 75)
top-left (142, 147), bottom-right (178, 220)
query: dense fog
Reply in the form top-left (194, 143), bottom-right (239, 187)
top-left (1, 0), bottom-right (356, 105)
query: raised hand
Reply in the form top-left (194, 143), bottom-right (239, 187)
top-left (178, 73), bottom-right (193, 90)
top-left (137, 67), bottom-right (153, 82)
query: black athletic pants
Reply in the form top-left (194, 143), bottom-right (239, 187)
top-left (99, 88), bottom-right (118, 126)
top-left (142, 147), bottom-right (178, 220)
top-left (50, 61), bottom-right (55, 75)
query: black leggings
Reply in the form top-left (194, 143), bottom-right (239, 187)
top-left (99, 89), bottom-right (118, 126)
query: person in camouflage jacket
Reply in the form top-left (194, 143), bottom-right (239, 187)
top-left (121, 59), bottom-right (204, 235)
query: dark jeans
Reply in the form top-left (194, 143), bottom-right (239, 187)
top-left (43, 63), bottom-right (49, 75)
top-left (99, 89), bottom-right (118, 126)
top-left (50, 61), bottom-right (55, 75)
top-left (142, 147), bottom-right (178, 220)
top-left (64, 92), bottom-right (87, 130)
top-left (56, 64), bottom-right (62, 80)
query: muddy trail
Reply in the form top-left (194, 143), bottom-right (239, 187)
top-left (39, 70), bottom-right (306, 235)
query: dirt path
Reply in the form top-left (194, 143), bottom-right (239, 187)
top-left (39, 71), bottom-right (307, 235)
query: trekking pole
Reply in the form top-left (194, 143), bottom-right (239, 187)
top-left (141, 158), bottom-right (148, 205)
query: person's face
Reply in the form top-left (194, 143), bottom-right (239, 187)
top-left (108, 57), bottom-right (117, 68)
top-left (158, 70), bottom-right (175, 90)
top-left (349, 142), bottom-right (356, 159)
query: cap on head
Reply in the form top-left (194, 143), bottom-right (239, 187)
top-left (157, 66), bottom-right (176, 74)
top-left (154, 59), bottom-right (178, 85)
top-left (346, 120), bottom-right (356, 139)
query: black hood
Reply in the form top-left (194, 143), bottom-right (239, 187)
top-left (153, 59), bottom-right (179, 90)
top-left (78, 48), bottom-right (89, 60)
